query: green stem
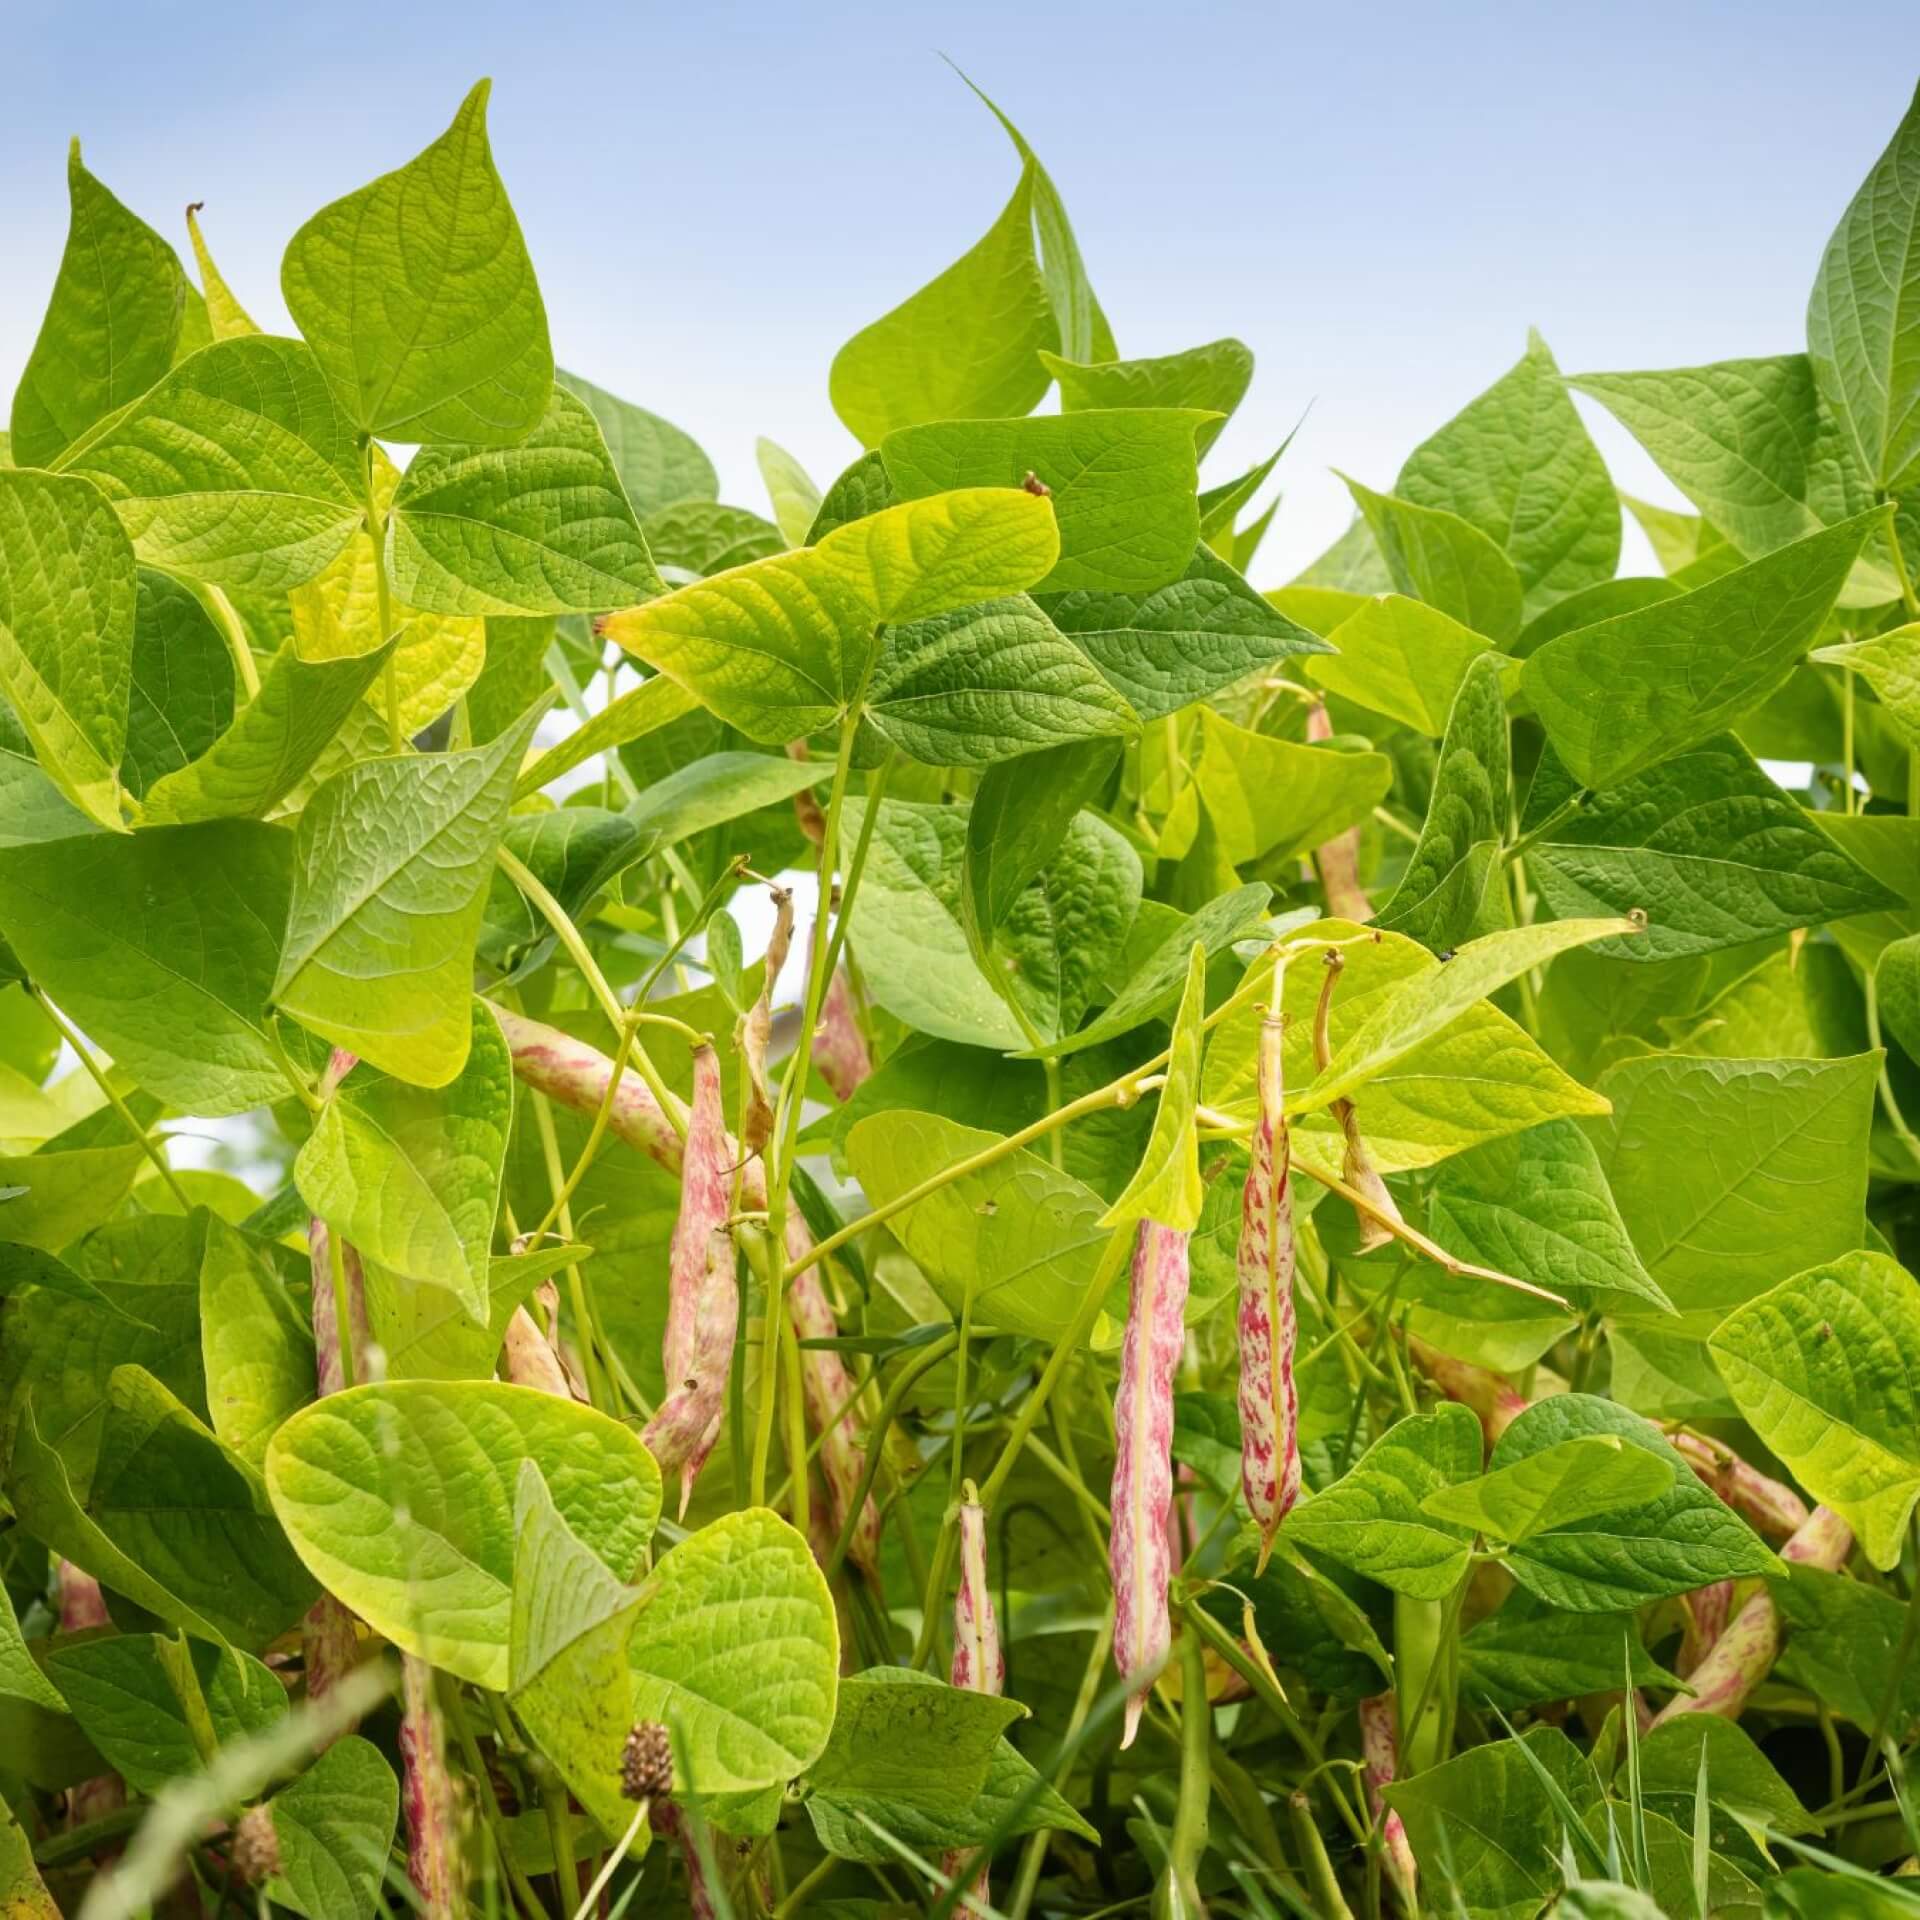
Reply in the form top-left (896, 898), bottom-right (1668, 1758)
top-left (1006, 1612), bottom-right (1116, 1920)
top-left (978, 1226), bottom-right (1133, 1514)
top-left (494, 843), bottom-right (688, 1139)
top-left (1865, 972), bottom-right (1920, 1172)
top-left (196, 581), bottom-right (262, 703)
top-left (780, 1305), bottom-right (812, 1541)
top-left (531, 1090), bottom-right (609, 1410)
top-left (791, 1075), bottom-right (1162, 1285)
top-left (32, 988), bottom-right (193, 1211)
top-left (1289, 1793), bottom-right (1359, 1920)
top-left (771, 1854), bottom-right (839, 1919)
top-left (1502, 790), bottom-right (1590, 865)
top-left (1862, 1510), bottom-right (1920, 1785)
top-left (824, 1333), bottom-right (960, 1580)
top-left (1159, 1624), bottom-right (1212, 1917)
top-left (362, 442), bottom-right (403, 754)
top-left (328, 1226), bottom-right (358, 1391)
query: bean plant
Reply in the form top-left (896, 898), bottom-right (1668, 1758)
top-left (2, 60), bottom-right (1920, 1920)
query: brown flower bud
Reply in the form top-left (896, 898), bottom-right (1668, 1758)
top-left (231, 1805), bottom-right (283, 1887)
top-left (621, 1721), bottom-right (674, 1803)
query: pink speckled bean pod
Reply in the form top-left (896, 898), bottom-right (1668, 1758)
top-left (496, 1008), bottom-right (882, 1569)
top-left (398, 1655), bottom-right (461, 1918)
top-left (57, 1562), bottom-right (125, 1831)
top-left (740, 889), bottom-right (794, 1155)
top-left (944, 1487), bottom-right (1004, 1905)
top-left (1652, 1505), bottom-right (1852, 1727)
top-left (1110, 1221), bottom-right (1191, 1748)
top-left (501, 1304), bottom-right (574, 1399)
top-left (814, 959), bottom-right (874, 1102)
top-left (1359, 1691), bottom-right (1418, 1904)
top-left (643, 1044), bottom-right (736, 1514)
top-left (1669, 1430), bottom-right (1811, 1541)
top-left (302, 1216), bottom-right (369, 1735)
top-left (644, 1225), bottom-right (737, 1518)
top-left (1238, 982), bottom-right (1301, 1571)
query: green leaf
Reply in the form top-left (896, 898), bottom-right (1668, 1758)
top-left (756, 437), bottom-right (821, 547)
top-left (1710, 1250), bottom-right (1920, 1568)
top-left (1521, 735), bottom-right (1902, 961)
top-left (1489, 1396), bottom-right (1778, 1612)
top-left (1309, 594), bottom-right (1497, 735)
top-left (1158, 708), bottom-right (1393, 869)
top-left (10, 141), bottom-right (185, 470)
top-left (643, 501), bottom-right (781, 578)
top-left (1377, 651), bottom-right (1511, 949)
top-left (1383, 1727), bottom-right (1603, 1920)
top-left (955, 68), bottom-right (1115, 364)
top-left (1571, 359), bottom-right (1897, 605)
top-left (1398, 331), bottom-right (1619, 615)
top-left (626, 1505), bottom-right (840, 1797)
top-left (625, 750), bottom-right (829, 848)
top-left (848, 799), bottom-right (1024, 1050)
top-left (1460, 1591), bottom-right (1679, 1710)
top-left (0, 1580), bottom-right (65, 1714)
top-left (604, 489), bottom-right (1059, 742)
top-left (961, 739), bottom-right (1122, 954)
top-left (57, 336), bottom-right (365, 592)
top-left (1042, 337), bottom-right (1252, 454)
top-left (1023, 881), bottom-right (1272, 1061)
top-left (199, 1214), bottom-right (313, 1470)
top-left (266, 1735), bottom-right (400, 1920)
top-left (0, 820), bottom-right (299, 1115)
top-left (1592, 1052), bottom-right (1877, 1325)
top-left (1812, 623), bottom-right (1920, 745)
top-left (1341, 474), bottom-right (1524, 644)
top-left (1523, 511), bottom-right (1882, 789)
top-left (1427, 1121), bottom-right (1673, 1318)
top-left (864, 594), bottom-right (1137, 767)
top-left (557, 369), bottom-right (716, 516)
top-left (845, 1112), bottom-right (1117, 1341)
top-left (281, 80), bottom-right (552, 445)
top-left (16, 1367), bottom-right (316, 1648)
top-left (0, 1142), bottom-right (145, 1252)
top-left (1303, 917), bottom-right (1637, 1113)
top-left (43, 1633), bottom-right (286, 1792)
top-left (989, 812), bottom-right (1142, 1045)
top-left (803, 1667), bottom-right (1027, 1862)
top-left (123, 571), bottom-right (234, 797)
top-left (263, 1379), bottom-right (661, 1687)
top-left (507, 1459), bottom-right (650, 1844)
top-left (480, 807), bottom-right (648, 980)
top-left (1102, 943), bottom-right (1208, 1230)
top-left (387, 385), bottom-right (664, 615)
top-left (1421, 1435), bottom-right (1674, 1543)
top-left (1038, 541), bottom-right (1332, 722)
top-left (1775, 1567), bottom-right (1920, 1738)
top-left (273, 706), bottom-right (542, 1085)
top-left (881, 410), bottom-right (1210, 595)
top-left (136, 637), bottom-right (392, 826)
top-left (0, 467), bottom-right (138, 831)
top-left (514, 672), bottom-right (696, 799)
top-left (1284, 1404), bottom-right (1483, 1599)
top-left (295, 1000), bottom-right (512, 1323)
top-left (368, 1244), bottom-right (586, 1382)
top-left (829, 163), bottom-right (1056, 448)
top-left (1636, 1717), bottom-right (1814, 1836)
top-left (1807, 82), bottom-right (1920, 492)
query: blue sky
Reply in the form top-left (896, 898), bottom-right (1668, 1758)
top-left (4, 1), bottom-right (1915, 578)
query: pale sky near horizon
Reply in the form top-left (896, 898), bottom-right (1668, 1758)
top-left (3, 1), bottom-right (1915, 584)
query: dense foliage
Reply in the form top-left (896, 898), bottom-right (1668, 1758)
top-left (3, 59), bottom-right (1920, 1920)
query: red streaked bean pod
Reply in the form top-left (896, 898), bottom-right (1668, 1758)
top-left (741, 888), bottom-right (795, 1155)
top-left (644, 1042), bottom-right (736, 1515)
top-left (1314, 950), bottom-right (1401, 1254)
top-left (1110, 1220), bottom-right (1191, 1748)
top-left (1359, 1691), bottom-right (1418, 1903)
top-left (399, 1654), bottom-right (460, 1918)
top-left (1237, 969), bottom-right (1301, 1570)
top-left (643, 1225), bottom-right (737, 1517)
top-left (945, 1484), bottom-right (1003, 1906)
top-left (814, 960), bottom-right (874, 1102)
